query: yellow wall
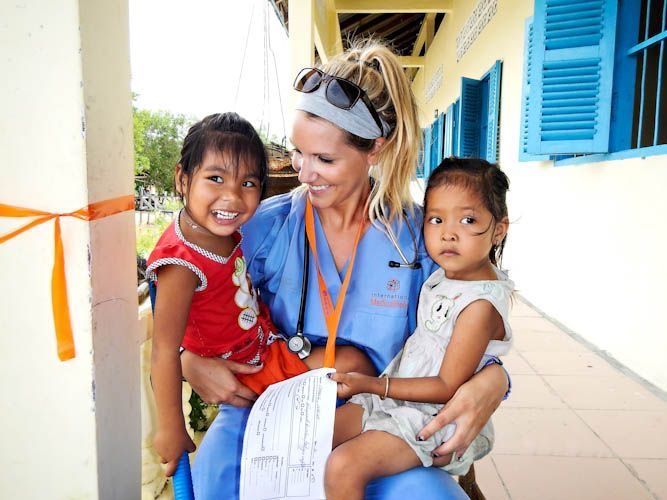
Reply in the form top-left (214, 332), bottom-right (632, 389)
top-left (412, 0), bottom-right (667, 391)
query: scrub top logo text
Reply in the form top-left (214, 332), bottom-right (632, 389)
top-left (371, 278), bottom-right (408, 309)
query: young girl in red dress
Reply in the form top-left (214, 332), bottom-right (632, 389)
top-left (147, 113), bottom-right (373, 477)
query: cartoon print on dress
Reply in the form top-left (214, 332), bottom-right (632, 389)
top-left (232, 256), bottom-right (260, 330)
top-left (424, 293), bottom-right (462, 332)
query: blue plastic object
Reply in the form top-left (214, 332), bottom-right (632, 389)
top-left (173, 452), bottom-right (195, 500)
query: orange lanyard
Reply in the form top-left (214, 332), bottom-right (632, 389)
top-left (0, 195), bottom-right (135, 361)
top-left (304, 198), bottom-right (365, 368)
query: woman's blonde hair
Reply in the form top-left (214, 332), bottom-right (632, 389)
top-left (321, 39), bottom-right (421, 228)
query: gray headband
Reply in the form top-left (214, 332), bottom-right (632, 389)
top-left (295, 84), bottom-right (392, 140)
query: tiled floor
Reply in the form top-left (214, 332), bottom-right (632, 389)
top-left (474, 297), bottom-right (667, 500)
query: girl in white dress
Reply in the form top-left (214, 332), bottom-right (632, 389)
top-left (327, 157), bottom-right (514, 499)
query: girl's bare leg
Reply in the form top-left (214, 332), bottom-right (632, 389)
top-left (332, 402), bottom-right (364, 448)
top-left (324, 430), bottom-right (421, 500)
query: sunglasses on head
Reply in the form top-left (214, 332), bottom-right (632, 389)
top-left (293, 67), bottom-right (386, 138)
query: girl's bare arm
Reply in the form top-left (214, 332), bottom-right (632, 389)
top-left (150, 265), bottom-right (198, 474)
top-left (332, 300), bottom-right (505, 404)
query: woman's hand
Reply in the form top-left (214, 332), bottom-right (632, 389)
top-left (330, 371), bottom-right (379, 399)
top-left (418, 363), bottom-right (507, 466)
top-left (153, 424), bottom-right (196, 477)
top-left (180, 350), bottom-right (262, 407)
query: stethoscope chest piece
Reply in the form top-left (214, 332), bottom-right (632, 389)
top-left (287, 334), bottom-right (312, 359)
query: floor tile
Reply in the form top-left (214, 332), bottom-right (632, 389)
top-left (493, 408), bottom-right (613, 457)
top-left (577, 410), bottom-right (667, 458)
top-left (503, 351), bottom-right (536, 375)
top-left (510, 299), bottom-right (543, 318)
top-left (545, 375), bottom-right (667, 411)
top-left (469, 456), bottom-right (509, 500)
top-left (624, 458), bottom-right (667, 499)
top-left (503, 375), bottom-right (567, 409)
top-left (492, 455), bottom-right (653, 500)
top-left (509, 316), bottom-right (563, 333)
top-left (520, 351), bottom-right (618, 377)
top-left (512, 330), bottom-right (589, 353)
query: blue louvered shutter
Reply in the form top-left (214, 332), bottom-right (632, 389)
top-left (520, 18), bottom-right (549, 160)
top-left (423, 127), bottom-right (432, 177)
top-left (452, 98), bottom-right (461, 156)
top-left (528, 0), bottom-right (618, 154)
top-left (485, 60), bottom-right (502, 162)
top-left (458, 77), bottom-right (481, 158)
top-left (429, 119), bottom-right (439, 168)
top-left (431, 113), bottom-right (445, 167)
top-left (416, 129), bottom-right (425, 178)
top-left (444, 103), bottom-right (455, 157)
top-left (437, 112), bottom-right (445, 163)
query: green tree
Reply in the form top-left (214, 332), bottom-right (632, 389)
top-left (133, 107), bottom-right (192, 193)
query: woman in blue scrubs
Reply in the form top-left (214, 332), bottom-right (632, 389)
top-left (182, 41), bottom-right (509, 499)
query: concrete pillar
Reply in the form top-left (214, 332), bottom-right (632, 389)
top-left (288, 0), bottom-right (315, 115)
top-left (0, 1), bottom-right (139, 498)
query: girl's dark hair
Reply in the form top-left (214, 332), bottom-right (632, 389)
top-left (177, 112), bottom-right (268, 198)
top-left (424, 157), bottom-right (510, 266)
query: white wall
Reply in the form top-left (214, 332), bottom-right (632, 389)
top-left (0, 1), bottom-right (139, 497)
top-left (412, 0), bottom-right (667, 391)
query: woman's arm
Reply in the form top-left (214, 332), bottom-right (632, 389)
top-left (420, 362), bottom-right (508, 465)
top-left (180, 352), bottom-right (263, 406)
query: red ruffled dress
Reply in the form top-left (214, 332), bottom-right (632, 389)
top-left (147, 217), bottom-right (307, 395)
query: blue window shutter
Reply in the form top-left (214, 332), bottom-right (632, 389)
top-left (453, 98), bottom-right (461, 156)
top-left (437, 112), bottom-right (445, 163)
top-left (438, 113), bottom-right (445, 165)
top-left (431, 113), bottom-right (445, 167)
top-left (458, 77), bottom-right (481, 158)
top-left (429, 119), bottom-right (438, 168)
top-left (423, 126), bottom-right (432, 177)
top-left (520, 18), bottom-right (549, 161)
top-left (417, 129), bottom-right (425, 178)
top-left (486, 60), bottom-right (502, 162)
top-left (528, 0), bottom-right (618, 155)
top-left (444, 103), bottom-right (455, 157)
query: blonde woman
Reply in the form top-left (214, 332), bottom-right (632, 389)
top-left (183, 41), bottom-right (509, 499)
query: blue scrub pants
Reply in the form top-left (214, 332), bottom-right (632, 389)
top-left (192, 405), bottom-right (468, 499)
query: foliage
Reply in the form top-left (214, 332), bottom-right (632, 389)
top-left (188, 391), bottom-right (218, 432)
top-left (135, 213), bottom-right (172, 259)
top-left (133, 107), bottom-right (193, 193)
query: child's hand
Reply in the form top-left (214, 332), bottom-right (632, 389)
top-left (153, 425), bottom-right (196, 477)
top-left (329, 371), bottom-right (377, 399)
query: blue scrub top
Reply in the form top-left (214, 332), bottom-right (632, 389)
top-left (241, 190), bottom-right (438, 372)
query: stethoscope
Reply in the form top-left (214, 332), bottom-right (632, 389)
top-left (286, 212), bottom-right (421, 359)
top-left (386, 211), bottom-right (422, 270)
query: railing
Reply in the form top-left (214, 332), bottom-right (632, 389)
top-left (135, 190), bottom-right (179, 225)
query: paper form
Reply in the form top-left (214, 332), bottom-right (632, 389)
top-left (240, 367), bottom-right (337, 500)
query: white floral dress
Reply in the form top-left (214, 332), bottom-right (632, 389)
top-left (349, 266), bottom-right (514, 474)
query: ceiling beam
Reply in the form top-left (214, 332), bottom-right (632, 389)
top-left (313, 0), bottom-right (344, 62)
top-left (335, 0), bottom-right (453, 14)
top-left (339, 13), bottom-right (383, 31)
top-left (371, 14), bottom-right (421, 39)
top-left (412, 12), bottom-right (436, 56)
top-left (392, 25), bottom-right (422, 47)
top-left (398, 56), bottom-right (425, 68)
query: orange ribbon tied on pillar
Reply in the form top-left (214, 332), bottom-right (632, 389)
top-left (0, 195), bottom-right (135, 361)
